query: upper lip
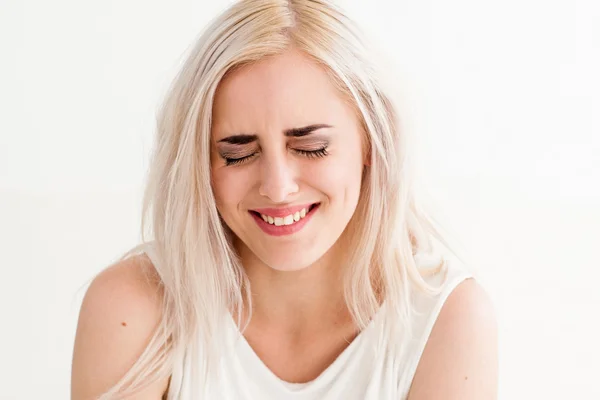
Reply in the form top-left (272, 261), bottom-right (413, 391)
top-left (250, 203), bottom-right (317, 217)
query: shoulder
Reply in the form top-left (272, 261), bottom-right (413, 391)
top-left (71, 254), bottom-right (170, 399)
top-left (408, 278), bottom-right (499, 399)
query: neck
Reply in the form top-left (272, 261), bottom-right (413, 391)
top-left (235, 240), bottom-right (353, 334)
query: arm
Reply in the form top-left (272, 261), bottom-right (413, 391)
top-left (407, 278), bottom-right (499, 400)
top-left (71, 255), bottom-right (170, 399)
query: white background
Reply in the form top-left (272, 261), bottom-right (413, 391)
top-left (1, 0), bottom-right (598, 398)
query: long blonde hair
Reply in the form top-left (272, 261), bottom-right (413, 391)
top-left (100, 0), bottom-right (468, 398)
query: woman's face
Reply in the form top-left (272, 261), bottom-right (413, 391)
top-left (210, 49), bottom-right (366, 271)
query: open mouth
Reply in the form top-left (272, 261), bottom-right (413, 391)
top-left (249, 202), bottom-right (320, 226)
top-left (249, 203), bottom-right (320, 236)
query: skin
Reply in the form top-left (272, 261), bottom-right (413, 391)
top-left (71, 256), bottom-right (170, 399)
top-left (408, 278), bottom-right (499, 399)
top-left (210, 48), bottom-right (368, 382)
top-left (71, 48), bottom-right (498, 399)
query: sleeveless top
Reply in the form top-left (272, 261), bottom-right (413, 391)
top-left (143, 246), bottom-right (473, 399)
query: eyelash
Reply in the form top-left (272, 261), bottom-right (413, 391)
top-left (224, 147), bottom-right (329, 166)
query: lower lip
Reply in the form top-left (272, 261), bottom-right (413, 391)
top-left (249, 204), bottom-right (320, 237)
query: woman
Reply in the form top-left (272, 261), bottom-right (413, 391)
top-left (71, 0), bottom-right (498, 399)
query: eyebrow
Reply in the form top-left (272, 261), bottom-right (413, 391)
top-left (217, 124), bottom-right (333, 144)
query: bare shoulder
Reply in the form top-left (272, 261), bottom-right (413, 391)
top-left (408, 278), bottom-right (499, 400)
top-left (71, 253), bottom-right (170, 400)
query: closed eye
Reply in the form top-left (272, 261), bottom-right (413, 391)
top-left (293, 147), bottom-right (329, 158)
top-left (223, 153), bottom-right (257, 166)
top-left (222, 146), bottom-right (329, 166)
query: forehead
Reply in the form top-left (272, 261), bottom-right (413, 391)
top-left (211, 49), bottom-right (354, 137)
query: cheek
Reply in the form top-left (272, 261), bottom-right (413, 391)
top-left (211, 168), bottom-right (254, 211)
top-left (304, 152), bottom-right (364, 202)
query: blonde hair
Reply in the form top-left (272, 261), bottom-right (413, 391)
top-left (100, 0), bottom-right (468, 398)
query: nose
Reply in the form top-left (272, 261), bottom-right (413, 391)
top-left (258, 152), bottom-right (299, 203)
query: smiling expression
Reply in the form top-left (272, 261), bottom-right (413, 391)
top-left (210, 49), bottom-right (367, 271)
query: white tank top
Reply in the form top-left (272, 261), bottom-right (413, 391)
top-left (151, 249), bottom-right (473, 399)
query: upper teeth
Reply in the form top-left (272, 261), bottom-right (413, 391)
top-left (260, 207), bottom-right (309, 226)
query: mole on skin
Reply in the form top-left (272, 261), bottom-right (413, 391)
top-left (121, 322), bottom-right (127, 327)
